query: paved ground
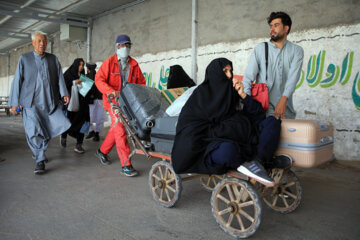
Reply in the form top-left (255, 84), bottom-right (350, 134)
top-left (0, 115), bottom-right (359, 240)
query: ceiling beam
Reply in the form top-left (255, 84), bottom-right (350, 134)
top-left (93, 0), bottom-right (145, 20)
top-left (0, 34), bottom-right (30, 40)
top-left (0, 9), bottom-right (89, 28)
top-left (0, 30), bottom-right (31, 39)
top-left (0, 1), bottom-right (88, 22)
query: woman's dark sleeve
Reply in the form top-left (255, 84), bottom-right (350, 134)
top-left (242, 95), bottom-right (265, 119)
top-left (63, 73), bottom-right (74, 97)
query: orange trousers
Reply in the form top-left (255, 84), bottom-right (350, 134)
top-left (100, 110), bottom-right (131, 167)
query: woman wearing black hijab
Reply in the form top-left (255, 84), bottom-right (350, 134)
top-left (171, 58), bottom-right (290, 186)
top-left (60, 58), bottom-right (90, 153)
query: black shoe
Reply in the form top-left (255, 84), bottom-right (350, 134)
top-left (60, 137), bottom-right (67, 148)
top-left (86, 131), bottom-right (95, 139)
top-left (271, 155), bottom-right (292, 169)
top-left (74, 144), bottom-right (85, 154)
top-left (93, 132), bottom-right (100, 142)
top-left (237, 160), bottom-right (275, 187)
top-left (120, 165), bottom-right (138, 177)
top-left (96, 149), bottom-right (111, 165)
top-left (34, 161), bottom-right (45, 174)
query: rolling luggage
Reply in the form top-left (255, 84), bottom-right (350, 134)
top-left (118, 83), bottom-right (170, 140)
top-left (275, 119), bottom-right (334, 168)
top-left (150, 116), bottom-right (178, 154)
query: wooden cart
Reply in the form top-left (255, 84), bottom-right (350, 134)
top-left (110, 98), bottom-right (303, 239)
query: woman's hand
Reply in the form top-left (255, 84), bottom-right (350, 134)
top-left (75, 79), bottom-right (82, 85)
top-left (232, 79), bottom-right (247, 99)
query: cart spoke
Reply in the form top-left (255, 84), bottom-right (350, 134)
top-left (226, 213), bottom-right (234, 227)
top-left (272, 194), bottom-right (279, 206)
top-left (281, 194), bottom-right (289, 208)
top-left (166, 178), bottom-right (175, 185)
top-left (158, 166), bottom-right (164, 179)
top-left (217, 193), bottom-right (230, 204)
top-left (165, 188), bottom-right (171, 202)
top-left (211, 177), bottom-right (217, 187)
top-left (283, 190), bottom-right (297, 200)
top-left (166, 169), bottom-right (173, 181)
top-left (152, 185), bottom-right (159, 191)
top-left (167, 185), bottom-right (176, 193)
top-left (232, 184), bottom-right (241, 202)
top-left (236, 213), bottom-right (245, 231)
top-left (152, 174), bottom-right (161, 181)
top-left (239, 209), bottom-right (254, 223)
top-left (206, 176), bottom-right (212, 186)
top-left (226, 184), bottom-right (235, 202)
top-left (238, 200), bottom-right (254, 208)
top-left (160, 188), bottom-right (164, 200)
top-left (284, 181), bottom-right (296, 188)
top-left (218, 207), bottom-right (232, 216)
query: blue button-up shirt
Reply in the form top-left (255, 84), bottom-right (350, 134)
top-left (242, 40), bottom-right (304, 119)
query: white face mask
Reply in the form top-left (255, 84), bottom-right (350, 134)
top-left (116, 47), bottom-right (130, 60)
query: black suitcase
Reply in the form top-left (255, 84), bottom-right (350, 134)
top-left (118, 83), bottom-right (170, 140)
top-left (150, 116), bottom-right (178, 154)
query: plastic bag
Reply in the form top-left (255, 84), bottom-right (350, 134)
top-left (67, 82), bottom-right (80, 112)
top-left (78, 74), bottom-right (94, 97)
top-left (165, 86), bottom-right (197, 116)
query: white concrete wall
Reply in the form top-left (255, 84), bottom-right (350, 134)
top-left (135, 23), bottom-right (360, 160)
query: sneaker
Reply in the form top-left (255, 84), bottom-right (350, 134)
top-left (141, 140), bottom-right (152, 150)
top-left (237, 160), bottom-right (275, 187)
top-left (93, 132), bottom-right (100, 142)
top-left (121, 165), bottom-right (138, 177)
top-left (34, 161), bottom-right (45, 174)
top-left (74, 144), bottom-right (85, 154)
top-left (60, 137), bottom-right (67, 148)
top-left (271, 155), bottom-right (292, 169)
top-left (96, 149), bottom-right (111, 165)
top-left (86, 131), bottom-right (95, 139)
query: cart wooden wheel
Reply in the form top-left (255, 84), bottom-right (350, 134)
top-left (211, 178), bottom-right (262, 238)
top-left (262, 169), bottom-right (302, 214)
top-left (200, 174), bottom-right (224, 192)
top-left (148, 161), bottom-right (182, 208)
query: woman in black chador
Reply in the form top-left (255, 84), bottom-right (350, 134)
top-left (171, 58), bottom-right (291, 186)
top-left (60, 58), bottom-right (90, 153)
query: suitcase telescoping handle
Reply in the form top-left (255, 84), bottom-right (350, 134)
top-left (107, 94), bottom-right (150, 159)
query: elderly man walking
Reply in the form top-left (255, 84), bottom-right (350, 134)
top-left (95, 34), bottom-right (146, 177)
top-left (9, 31), bottom-right (71, 174)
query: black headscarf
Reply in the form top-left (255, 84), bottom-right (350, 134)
top-left (171, 58), bottom-right (263, 174)
top-left (86, 62), bottom-right (97, 80)
top-left (63, 58), bottom-right (85, 94)
top-left (85, 62), bottom-right (102, 102)
top-left (167, 65), bottom-right (196, 89)
top-left (63, 58), bottom-right (89, 134)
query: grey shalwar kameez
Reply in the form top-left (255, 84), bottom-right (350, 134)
top-left (9, 51), bottom-right (70, 163)
top-left (242, 40), bottom-right (304, 119)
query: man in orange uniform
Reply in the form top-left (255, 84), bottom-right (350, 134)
top-left (95, 34), bottom-right (146, 177)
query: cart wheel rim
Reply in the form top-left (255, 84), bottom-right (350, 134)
top-left (262, 170), bottom-right (302, 213)
top-left (211, 178), bottom-right (261, 238)
top-left (149, 161), bottom-right (181, 208)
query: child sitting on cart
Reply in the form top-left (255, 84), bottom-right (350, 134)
top-left (171, 58), bottom-right (291, 187)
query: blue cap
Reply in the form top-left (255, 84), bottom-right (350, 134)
top-left (115, 34), bottom-right (131, 45)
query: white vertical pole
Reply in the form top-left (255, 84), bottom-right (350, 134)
top-left (87, 18), bottom-right (92, 63)
top-left (7, 53), bottom-right (10, 95)
top-left (191, 0), bottom-right (198, 83)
